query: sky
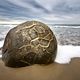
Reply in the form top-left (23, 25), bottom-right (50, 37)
top-left (0, 0), bottom-right (80, 24)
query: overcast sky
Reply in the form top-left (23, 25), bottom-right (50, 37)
top-left (0, 0), bottom-right (80, 24)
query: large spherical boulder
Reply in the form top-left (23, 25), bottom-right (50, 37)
top-left (2, 21), bottom-right (57, 67)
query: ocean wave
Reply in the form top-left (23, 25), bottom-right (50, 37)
top-left (50, 25), bottom-right (80, 28)
top-left (55, 45), bottom-right (80, 64)
top-left (0, 40), bottom-right (4, 48)
top-left (0, 24), bottom-right (80, 63)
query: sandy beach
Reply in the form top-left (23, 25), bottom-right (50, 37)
top-left (0, 58), bottom-right (80, 80)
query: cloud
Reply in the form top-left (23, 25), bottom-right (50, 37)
top-left (0, 0), bottom-right (45, 18)
top-left (36, 0), bottom-right (80, 13)
top-left (0, 0), bottom-right (80, 24)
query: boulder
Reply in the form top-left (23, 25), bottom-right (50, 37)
top-left (2, 21), bottom-right (57, 67)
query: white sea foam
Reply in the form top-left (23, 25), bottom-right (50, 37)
top-left (0, 54), bottom-right (2, 58)
top-left (55, 45), bottom-right (80, 64)
top-left (49, 25), bottom-right (80, 29)
top-left (0, 40), bottom-right (4, 48)
top-left (0, 49), bottom-right (2, 58)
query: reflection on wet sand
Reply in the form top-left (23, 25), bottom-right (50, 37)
top-left (0, 58), bottom-right (80, 80)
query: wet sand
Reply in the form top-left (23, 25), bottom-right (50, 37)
top-left (0, 58), bottom-right (80, 80)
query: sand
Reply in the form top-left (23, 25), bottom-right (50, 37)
top-left (0, 58), bottom-right (80, 80)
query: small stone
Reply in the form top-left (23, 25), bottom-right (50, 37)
top-left (2, 21), bottom-right (57, 67)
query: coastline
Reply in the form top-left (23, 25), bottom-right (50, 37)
top-left (0, 58), bottom-right (80, 80)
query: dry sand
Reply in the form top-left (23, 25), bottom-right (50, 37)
top-left (0, 58), bottom-right (80, 80)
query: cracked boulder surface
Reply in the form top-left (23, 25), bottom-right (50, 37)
top-left (2, 21), bottom-right (57, 67)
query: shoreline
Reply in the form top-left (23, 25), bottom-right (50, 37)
top-left (0, 58), bottom-right (80, 80)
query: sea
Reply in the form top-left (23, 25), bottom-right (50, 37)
top-left (0, 24), bottom-right (80, 64)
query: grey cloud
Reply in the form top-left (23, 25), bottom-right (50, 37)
top-left (36, 0), bottom-right (80, 14)
top-left (54, 1), bottom-right (80, 14)
top-left (0, 0), bottom-right (80, 24)
top-left (0, 0), bottom-right (49, 20)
